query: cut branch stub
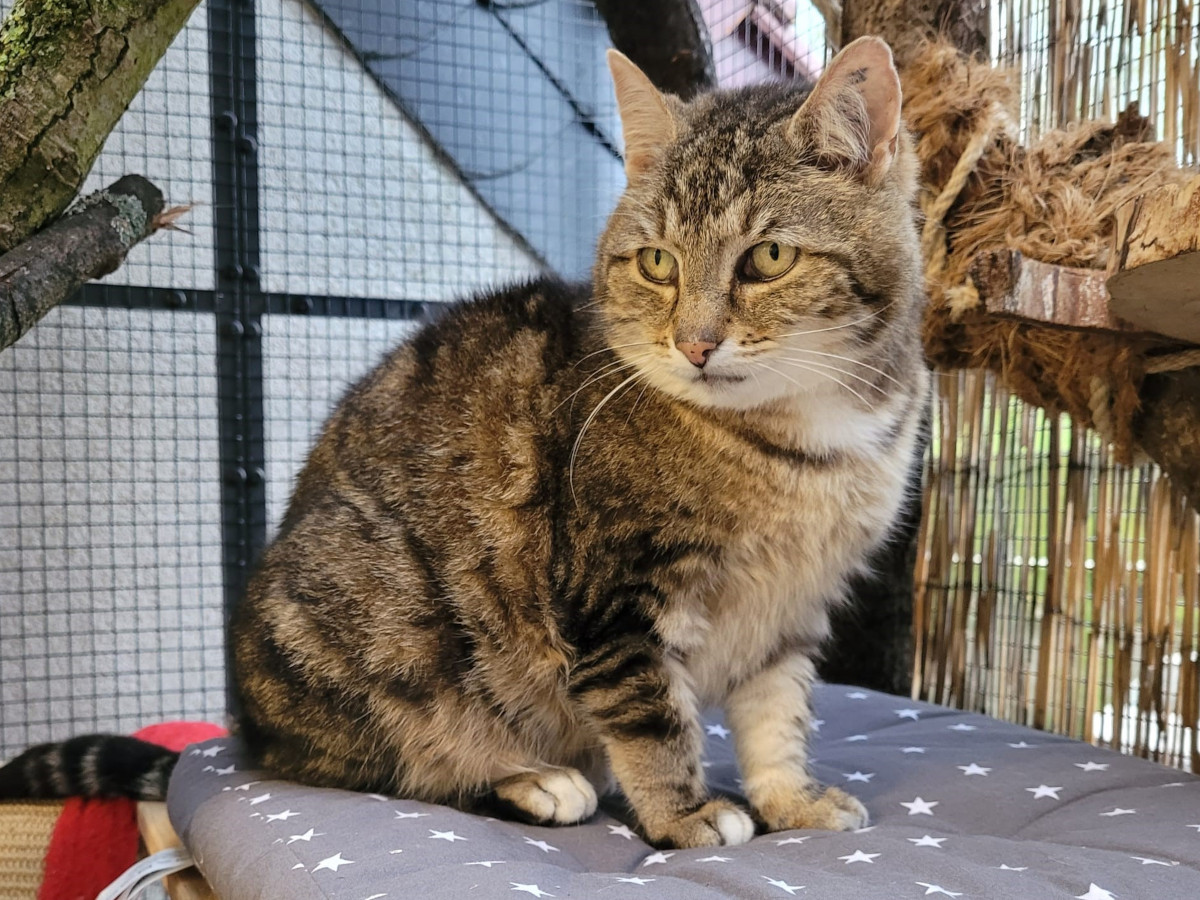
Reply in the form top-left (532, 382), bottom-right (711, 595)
top-left (970, 249), bottom-right (1147, 334)
top-left (1107, 175), bottom-right (1200, 345)
top-left (0, 175), bottom-right (165, 353)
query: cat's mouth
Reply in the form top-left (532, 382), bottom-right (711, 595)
top-left (697, 371), bottom-right (746, 385)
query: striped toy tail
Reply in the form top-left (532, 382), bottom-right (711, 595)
top-left (0, 734), bottom-right (178, 801)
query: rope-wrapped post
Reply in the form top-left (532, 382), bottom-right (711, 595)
top-left (0, 176), bottom-right (166, 352)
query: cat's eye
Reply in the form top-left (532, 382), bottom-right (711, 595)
top-left (743, 241), bottom-right (799, 281)
top-left (637, 247), bottom-right (678, 283)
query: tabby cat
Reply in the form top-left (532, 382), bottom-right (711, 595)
top-left (0, 36), bottom-right (927, 849)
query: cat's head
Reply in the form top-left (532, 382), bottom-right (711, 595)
top-left (594, 37), bottom-right (923, 414)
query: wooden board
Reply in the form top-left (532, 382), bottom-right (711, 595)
top-left (969, 248), bottom-right (1144, 333)
top-left (1107, 175), bottom-right (1200, 344)
top-left (136, 802), bottom-right (218, 900)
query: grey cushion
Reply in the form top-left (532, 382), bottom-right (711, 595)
top-left (168, 685), bottom-right (1200, 898)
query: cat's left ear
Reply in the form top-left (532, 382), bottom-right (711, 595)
top-left (787, 36), bottom-right (902, 184)
top-left (607, 49), bottom-right (678, 179)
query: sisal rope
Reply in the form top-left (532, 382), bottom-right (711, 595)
top-left (0, 801), bottom-right (62, 899)
top-left (1088, 347), bottom-right (1200, 450)
top-left (919, 107), bottom-right (1003, 286)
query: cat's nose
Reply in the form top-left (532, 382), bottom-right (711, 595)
top-left (675, 340), bottom-right (718, 368)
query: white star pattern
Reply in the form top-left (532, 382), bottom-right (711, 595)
top-left (908, 835), bottom-right (947, 848)
top-left (997, 864), bottom-right (1027, 871)
top-left (367, 794), bottom-right (389, 801)
top-left (1100, 807), bottom-right (1136, 817)
top-left (286, 829), bottom-right (323, 844)
top-left (901, 797), bottom-right (939, 815)
top-left (615, 877), bottom-right (654, 885)
top-left (762, 876), bottom-right (805, 894)
top-left (812, 719), bottom-right (824, 732)
top-left (846, 691), bottom-right (869, 700)
top-left (844, 734), bottom-right (870, 742)
top-left (696, 855), bottom-right (731, 862)
top-left (395, 811), bottom-right (430, 819)
top-left (247, 793), bottom-right (272, 806)
top-left (706, 723), bottom-right (731, 739)
top-left (774, 836), bottom-right (809, 846)
top-left (264, 809), bottom-right (299, 823)
top-left (312, 853), bottom-right (354, 873)
top-left (947, 723), bottom-right (977, 732)
top-left (510, 884), bottom-right (554, 898)
top-left (429, 830), bottom-right (467, 842)
top-left (523, 837), bottom-right (559, 852)
top-left (853, 826), bottom-right (877, 834)
top-left (465, 861), bottom-right (505, 867)
top-left (916, 883), bottom-right (962, 897)
top-left (233, 782), bottom-right (259, 791)
top-left (1075, 761), bottom-right (1109, 772)
top-left (214, 765), bottom-right (236, 776)
top-left (362, 895), bottom-right (387, 900)
top-left (901, 746), bottom-right (926, 754)
top-left (1025, 785), bottom-right (1062, 799)
top-left (838, 850), bottom-right (880, 864)
top-left (642, 851), bottom-right (674, 866)
top-left (957, 763), bottom-right (991, 776)
top-left (1187, 824), bottom-right (1200, 832)
top-left (607, 824), bottom-right (637, 839)
top-left (199, 745), bottom-right (224, 758)
top-left (1130, 856), bottom-right (1178, 866)
top-left (1008, 741), bottom-right (1035, 749)
top-left (1075, 884), bottom-right (1117, 900)
top-left (843, 771), bottom-right (874, 782)
top-left (895, 708), bottom-right (921, 720)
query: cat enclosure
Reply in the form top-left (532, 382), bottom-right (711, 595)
top-left (2, 0), bottom-right (1199, 779)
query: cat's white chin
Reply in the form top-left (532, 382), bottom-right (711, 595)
top-left (654, 368), bottom-right (798, 411)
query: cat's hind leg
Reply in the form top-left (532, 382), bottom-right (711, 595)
top-left (487, 765), bottom-right (598, 825)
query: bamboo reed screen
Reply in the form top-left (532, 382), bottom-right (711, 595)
top-left (992, 0), bottom-right (1200, 162)
top-left (913, 0), bottom-right (1200, 769)
top-left (916, 371), bottom-right (1199, 770)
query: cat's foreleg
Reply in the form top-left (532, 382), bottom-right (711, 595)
top-left (725, 651), bottom-right (868, 832)
top-left (571, 644), bottom-right (755, 848)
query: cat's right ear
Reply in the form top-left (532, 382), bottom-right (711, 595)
top-left (607, 49), bottom-right (677, 179)
top-left (787, 36), bottom-right (902, 185)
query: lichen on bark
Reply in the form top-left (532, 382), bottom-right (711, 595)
top-left (0, 0), bottom-right (201, 253)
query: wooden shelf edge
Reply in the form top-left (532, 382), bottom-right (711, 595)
top-left (136, 801), bottom-right (218, 900)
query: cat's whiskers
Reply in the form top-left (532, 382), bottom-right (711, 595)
top-left (773, 301), bottom-right (895, 340)
top-left (553, 352), bottom-right (656, 416)
top-left (625, 375), bottom-right (655, 427)
top-left (773, 355), bottom-right (887, 395)
top-left (781, 347), bottom-right (903, 388)
top-left (759, 359), bottom-right (872, 408)
top-left (572, 340), bottom-right (659, 368)
top-left (569, 371), bottom-right (646, 503)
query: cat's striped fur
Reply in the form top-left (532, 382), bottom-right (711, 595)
top-left (0, 38), bottom-right (926, 849)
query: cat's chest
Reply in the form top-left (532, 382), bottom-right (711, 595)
top-left (664, 455), bottom-right (900, 704)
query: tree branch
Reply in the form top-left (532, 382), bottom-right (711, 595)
top-left (0, 0), bottom-right (202, 253)
top-left (0, 175), bottom-right (164, 352)
top-left (591, 0), bottom-right (716, 99)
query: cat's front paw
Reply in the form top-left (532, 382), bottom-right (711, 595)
top-left (648, 798), bottom-right (756, 849)
top-left (758, 785), bottom-right (868, 833)
top-left (492, 766), bottom-right (598, 825)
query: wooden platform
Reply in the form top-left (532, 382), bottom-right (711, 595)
top-left (137, 802), bottom-right (217, 900)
